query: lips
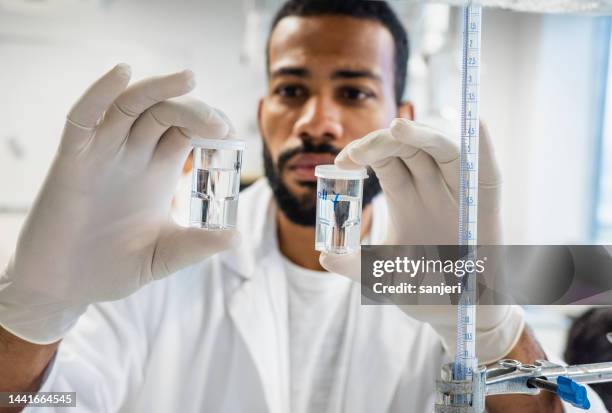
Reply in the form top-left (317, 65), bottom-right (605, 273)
top-left (286, 153), bottom-right (336, 181)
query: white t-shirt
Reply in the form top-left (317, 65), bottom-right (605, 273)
top-left (28, 180), bottom-right (607, 413)
top-left (282, 256), bottom-right (353, 413)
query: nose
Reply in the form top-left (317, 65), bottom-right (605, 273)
top-left (293, 95), bottom-right (343, 146)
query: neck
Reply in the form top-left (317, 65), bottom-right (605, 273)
top-left (277, 204), bottom-right (373, 271)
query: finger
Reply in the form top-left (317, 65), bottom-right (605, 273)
top-left (335, 129), bottom-right (423, 205)
top-left (121, 110), bottom-right (169, 168)
top-left (334, 139), bottom-right (364, 170)
top-left (399, 150), bottom-right (460, 204)
top-left (149, 96), bottom-right (230, 139)
top-left (319, 251), bottom-right (361, 283)
top-left (115, 70), bottom-right (195, 117)
top-left (390, 118), bottom-right (459, 164)
top-left (390, 118), bottom-right (460, 196)
top-left (339, 128), bottom-right (443, 200)
top-left (124, 97), bottom-right (230, 169)
top-left (93, 70), bottom-right (196, 152)
top-left (151, 127), bottom-right (192, 171)
top-left (153, 227), bottom-right (241, 280)
top-left (335, 129), bottom-right (418, 170)
top-left (212, 108), bottom-right (237, 138)
top-left (478, 121), bottom-right (502, 186)
top-left (336, 126), bottom-right (453, 210)
top-left (369, 156), bottom-right (416, 196)
top-left (365, 159), bottom-right (429, 244)
top-left (61, 64), bottom-right (131, 152)
top-left (67, 63), bottom-right (132, 128)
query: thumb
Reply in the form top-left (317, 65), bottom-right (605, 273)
top-left (319, 251), bottom-right (361, 283)
top-left (153, 225), bottom-right (241, 280)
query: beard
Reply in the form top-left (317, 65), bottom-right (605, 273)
top-left (263, 140), bottom-right (382, 227)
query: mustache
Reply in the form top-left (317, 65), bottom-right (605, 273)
top-left (277, 142), bottom-right (340, 172)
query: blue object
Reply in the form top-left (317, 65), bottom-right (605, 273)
top-left (332, 193), bottom-right (340, 207)
top-left (557, 376), bottom-right (591, 410)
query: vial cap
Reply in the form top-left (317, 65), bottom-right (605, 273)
top-left (315, 164), bottom-right (368, 180)
top-left (191, 138), bottom-right (246, 151)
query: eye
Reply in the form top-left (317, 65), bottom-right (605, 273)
top-left (339, 87), bottom-right (374, 102)
top-left (275, 84), bottom-right (307, 99)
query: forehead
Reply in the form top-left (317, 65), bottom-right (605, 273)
top-left (268, 15), bottom-right (395, 76)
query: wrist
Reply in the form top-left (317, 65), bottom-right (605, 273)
top-left (0, 325), bottom-right (60, 393)
top-left (0, 266), bottom-right (87, 345)
top-left (432, 305), bottom-right (525, 364)
top-left (0, 299), bottom-right (86, 345)
top-left (476, 305), bottom-right (525, 365)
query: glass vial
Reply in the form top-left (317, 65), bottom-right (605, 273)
top-left (315, 165), bottom-right (368, 254)
top-left (190, 138), bottom-right (245, 230)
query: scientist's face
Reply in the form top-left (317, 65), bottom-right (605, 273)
top-left (259, 15), bottom-right (401, 226)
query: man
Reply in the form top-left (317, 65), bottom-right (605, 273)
top-left (0, 1), bottom-right (605, 412)
top-left (565, 308), bottom-right (612, 410)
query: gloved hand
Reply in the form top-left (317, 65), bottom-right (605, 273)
top-left (0, 64), bottom-right (239, 345)
top-left (320, 118), bottom-right (524, 364)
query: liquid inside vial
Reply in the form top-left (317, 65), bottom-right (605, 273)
top-left (315, 193), bottom-right (361, 254)
top-left (191, 167), bottom-right (239, 229)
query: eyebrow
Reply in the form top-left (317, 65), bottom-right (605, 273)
top-left (271, 67), bottom-right (310, 78)
top-left (332, 69), bottom-right (381, 82)
top-left (270, 66), bottom-right (381, 82)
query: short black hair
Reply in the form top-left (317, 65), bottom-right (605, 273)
top-left (565, 308), bottom-right (612, 409)
top-left (267, 0), bottom-right (409, 105)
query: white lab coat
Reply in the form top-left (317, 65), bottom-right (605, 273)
top-left (31, 179), bottom-right (607, 413)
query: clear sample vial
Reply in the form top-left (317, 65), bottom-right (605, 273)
top-left (315, 165), bottom-right (368, 254)
top-left (190, 138), bottom-right (245, 230)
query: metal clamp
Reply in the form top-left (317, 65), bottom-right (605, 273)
top-left (435, 358), bottom-right (612, 412)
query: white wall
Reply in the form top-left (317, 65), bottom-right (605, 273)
top-left (0, 0), bottom-right (606, 361)
top-left (500, 13), bottom-right (602, 244)
top-left (401, 7), bottom-right (604, 244)
top-left (0, 0), bottom-right (266, 211)
top-left (439, 9), bottom-right (603, 244)
top-left (0, 3), bottom-right (605, 247)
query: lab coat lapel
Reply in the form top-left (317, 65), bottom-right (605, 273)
top-left (340, 194), bottom-right (409, 412)
top-left (341, 292), bottom-right (412, 412)
top-left (224, 182), bottom-right (404, 412)
top-left (227, 258), bottom-right (289, 413)
top-left (223, 180), bottom-right (290, 413)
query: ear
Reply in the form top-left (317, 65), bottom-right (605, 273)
top-left (397, 101), bottom-right (414, 121)
top-left (257, 97), bottom-right (264, 134)
top-left (182, 151), bottom-right (193, 175)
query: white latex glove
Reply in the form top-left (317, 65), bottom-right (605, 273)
top-left (0, 64), bottom-right (239, 344)
top-left (320, 118), bottom-right (524, 364)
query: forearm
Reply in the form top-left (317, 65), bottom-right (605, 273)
top-left (485, 325), bottom-right (563, 413)
top-left (0, 326), bottom-right (59, 413)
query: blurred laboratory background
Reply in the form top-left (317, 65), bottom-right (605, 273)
top-left (0, 0), bottom-right (611, 356)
